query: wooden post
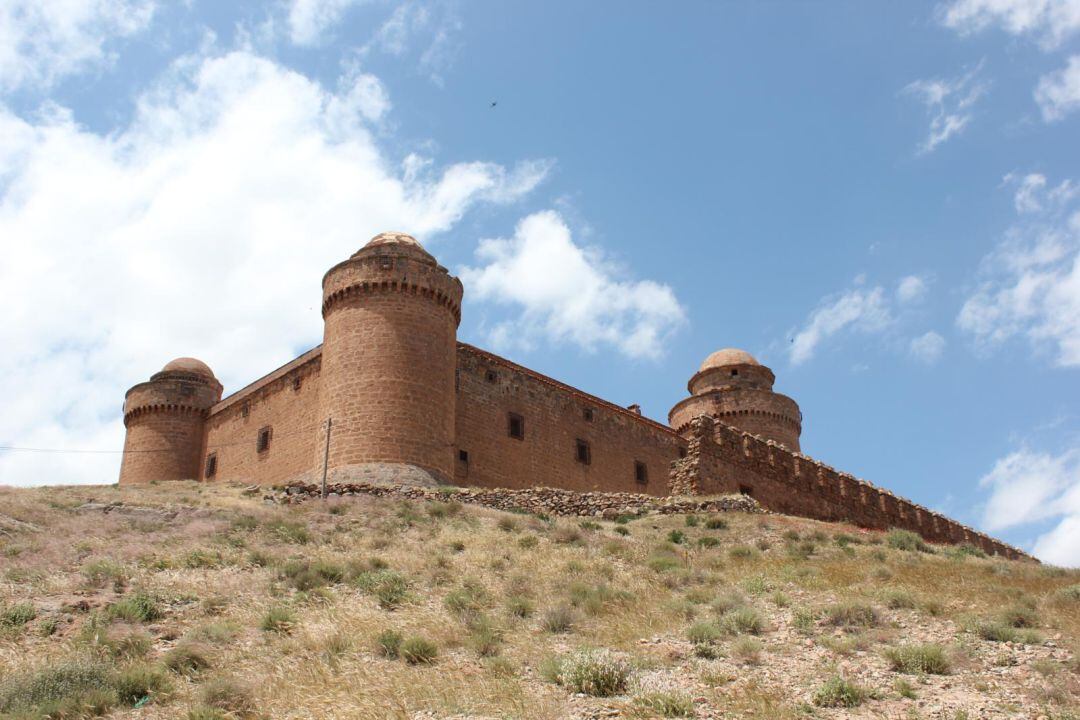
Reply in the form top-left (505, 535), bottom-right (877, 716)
top-left (321, 417), bottom-right (332, 500)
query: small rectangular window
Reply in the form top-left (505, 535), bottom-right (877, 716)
top-left (205, 453), bottom-right (217, 479)
top-left (575, 439), bottom-right (591, 465)
top-left (508, 412), bottom-right (525, 440)
top-left (739, 484), bottom-right (753, 497)
top-left (458, 449), bottom-right (469, 463)
top-left (241, 403), bottom-right (250, 418)
top-left (486, 370), bottom-right (498, 383)
top-left (678, 447), bottom-right (688, 459)
top-left (582, 407), bottom-right (594, 422)
top-left (257, 426), bottom-right (272, 453)
top-left (731, 369), bottom-right (739, 377)
top-left (292, 375), bottom-right (302, 391)
top-left (634, 461), bottom-right (648, 484)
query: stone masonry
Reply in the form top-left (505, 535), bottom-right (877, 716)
top-left (118, 232), bottom-right (1030, 561)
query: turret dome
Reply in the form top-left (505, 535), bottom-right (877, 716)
top-left (364, 231), bottom-right (425, 250)
top-left (161, 357), bottom-right (215, 379)
top-left (699, 348), bottom-right (760, 371)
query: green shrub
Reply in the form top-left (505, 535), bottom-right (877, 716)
top-left (792, 607), bottom-right (817, 634)
top-left (710, 590), bottom-right (747, 615)
top-left (540, 605), bottom-right (578, 633)
top-left (568, 582), bottom-right (632, 616)
top-left (401, 636), bottom-right (438, 664)
top-left (555, 649), bottom-right (631, 697)
top-left (895, 678), bottom-right (917, 699)
top-left (265, 519), bottom-right (310, 544)
top-left (355, 570), bottom-right (411, 610)
top-left (686, 620), bottom-right (723, 646)
top-left (107, 591), bottom-right (162, 623)
top-left (260, 605), bottom-right (295, 633)
top-left (881, 588), bottom-right (917, 609)
top-left (999, 604), bottom-right (1038, 628)
top-left (163, 643), bottom-right (212, 676)
top-left (376, 629), bottom-right (403, 658)
top-left (443, 582), bottom-right (489, 621)
top-left (883, 643), bottom-right (951, 674)
top-left (112, 664), bottom-right (172, 705)
top-left (182, 549), bottom-right (223, 569)
top-left (945, 543), bottom-right (986, 559)
top-left (696, 536), bottom-right (720, 548)
top-left (813, 675), bottom-right (870, 707)
top-left (721, 607), bottom-right (766, 635)
top-left (728, 545), bottom-right (756, 560)
top-left (517, 534), bottom-right (539, 548)
top-left (632, 684), bottom-right (694, 717)
top-left (704, 517), bottom-right (728, 530)
top-left (613, 526), bottom-right (630, 536)
top-left (886, 529), bottom-right (930, 553)
top-left (0, 661), bottom-right (116, 717)
top-left (196, 676), bottom-right (255, 716)
top-left (506, 593), bottom-right (535, 618)
top-left (0, 602), bottom-right (36, 628)
top-left (731, 636), bottom-right (763, 664)
top-left (647, 554), bottom-right (681, 573)
top-left (666, 529), bottom-right (686, 545)
top-left (1055, 584), bottom-right (1080, 603)
top-left (824, 602), bottom-right (879, 629)
top-left (82, 559), bottom-right (128, 588)
top-left (497, 516), bottom-right (518, 532)
top-left (467, 615), bottom-right (503, 657)
top-left (96, 627), bottom-right (152, 660)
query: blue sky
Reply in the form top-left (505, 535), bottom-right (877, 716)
top-left (1, 0), bottom-right (1079, 565)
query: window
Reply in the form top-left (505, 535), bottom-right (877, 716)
top-left (738, 484), bottom-right (753, 497)
top-left (634, 461), bottom-right (648, 485)
top-left (458, 449), bottom-right (469, 463)
top-left (508, 412), bottom-right (525, 440)
top-left (583, 407), bottom-right (594, 422)
top-left (486, 370), bottom-right (498, 383)
top-left (731, 369), bottom-right (739, 377)
top-left (205, 453), bottom-right (217, 479)
top-left (256, 426), bottom-right (272, 453)
top-left (241, 403), bottom-right (250, 418)
top-left (292, 375), bottom-right (302, 391)
top-left (678, 447), bottom-right (688, 459)
top-left (575, 439), bottom-right (591, 465)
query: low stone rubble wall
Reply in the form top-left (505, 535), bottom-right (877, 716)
top-left (264, 481), bottom-right (762, 519)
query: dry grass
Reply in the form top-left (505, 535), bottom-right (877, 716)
top-left (0, 481), bottom-right (1077, 719)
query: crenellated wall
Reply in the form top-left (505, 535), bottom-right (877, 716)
top-left (669, 415), bottom-right (1029, 560)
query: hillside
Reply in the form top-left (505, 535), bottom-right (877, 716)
top-left (0, 482), bottom-right (1077, 720)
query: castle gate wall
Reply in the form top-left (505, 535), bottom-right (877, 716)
top-left (202, 351), bottom-right (322, 485)
top-left (453, 344), bottom-right (686, 495)
top-left (670, 416), bottom-right (1024, 560)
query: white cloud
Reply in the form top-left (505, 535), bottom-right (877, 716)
top-left (897, 275), bottom-right (929, 304)
top-left (0, 48), bottom-right (549, 487)
top-left (286, 0), bottom-right (368, 46)
top-left (1035, 55), bottom-right (1080, 121)
top-left (359, 1), bottom-right (462, 86)
top-left (909, 331), bottom-right (947, 364)
top-left (788, 285), bottom-right (892, 365)
top-left (979, 447), bottom-right (1080, 566)
top-left (0, 0), bottom-right (154, 93)
top-left (459, 211), bottom-right (686, 360)
top-left (903, 62), bottom-right (989, 154)
top-left (958, 173), bottom-right (1080, 365)
top-left (939, 0), bottom-right (1080, 49)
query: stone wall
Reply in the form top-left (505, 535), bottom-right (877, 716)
top-left (269, 480), bottom-right (762, 518)
top-left (670, 416), bottom-right (1030, 560)
top-left (201, 349), bottom-right (322, 485)
top-left (453, 344), bottom-right (687, 495)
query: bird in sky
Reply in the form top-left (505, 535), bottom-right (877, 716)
top-left (490, 100), bottom-right (497, 108)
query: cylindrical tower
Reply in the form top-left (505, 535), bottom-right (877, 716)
top-left (119, 358), bottom-right (223, 485)
top-left (669, 348), bottom-right (802, 451)
top-left (317, 232), bottom-right (463, 485)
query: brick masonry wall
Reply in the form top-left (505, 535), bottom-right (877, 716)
top-left (453, 344), bottom-right (687, 495)
top-left (201, 353), bottom-right (322, 485)
top-left (670, 415), bottom-right (1030, 560)
top-left (670, 387), bottom-right (802, 451)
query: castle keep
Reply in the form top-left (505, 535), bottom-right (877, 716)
top-left (119, 232), bottom-right (1024, 559)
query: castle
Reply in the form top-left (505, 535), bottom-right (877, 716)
top-left (119, 232), bottom-right (1025, 559)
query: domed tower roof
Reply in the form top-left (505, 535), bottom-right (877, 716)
top-left (353, 231), bottom-right (437, 266)
top-left (161, 357), bottom-right (216, 380)
top-left (699, 348), bottom-right (760, 371)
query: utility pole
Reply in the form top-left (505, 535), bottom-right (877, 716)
top-left (321, 417), bottom-right (332, 500)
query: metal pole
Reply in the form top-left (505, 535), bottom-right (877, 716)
top-left (321, 417), bottom-right (332, 499)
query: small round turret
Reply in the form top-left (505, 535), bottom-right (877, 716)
top-left (669, 348), bottom-right (801, 450)
top-left (317, 232), bottom-right (463, 484)
top-left (118, 358), bottom-right (223, 484)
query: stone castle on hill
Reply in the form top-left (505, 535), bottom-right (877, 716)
top-left (119, 232), bottom-right (1025, 560)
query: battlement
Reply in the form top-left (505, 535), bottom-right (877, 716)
top-left (670, 415), bottom-right (1030, 561)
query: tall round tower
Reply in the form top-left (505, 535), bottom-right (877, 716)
top-left (317, 232), bottom-right (463, 485)
top-left (669, 348), bottom-right (802, 451)
top-left (118, 358), bottom-right (223, 485)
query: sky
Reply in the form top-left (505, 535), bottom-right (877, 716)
top-left (1, 0), bottom-right (1078, 566)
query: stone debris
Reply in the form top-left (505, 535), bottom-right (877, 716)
top-left (265, 481), bottom-right (762, 518)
